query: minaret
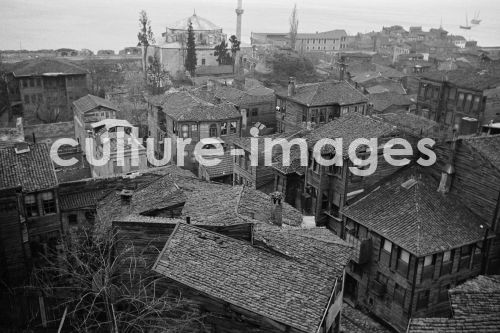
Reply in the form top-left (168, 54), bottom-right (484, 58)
top-left (235, 0), bottom-right (244, 41)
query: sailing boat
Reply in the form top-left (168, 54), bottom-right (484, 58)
top-left (460, 12), bottom-right (471, 30)
top-left (471, 11), bottom-right (481, 25)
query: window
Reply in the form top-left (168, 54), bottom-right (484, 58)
top-left (302, 109), bottom-right (308, 122)
top-left (220, 123), bottom-right (228, 135)
top-left (327, 107), bottom-right (335, 121)
top-left (464, 94), bottom-right (473, 113)
top-left (459, 245), bottom-right (471, 270)
top-left (229, 121), bottom-right (237, 134)
top-left (29, 79), bottom-right (35, 87)
top-left (383, 239), bottom-right (393, 253)
top-left (201, 58), bottom-right (206, 65)
top-left (36, 78), bottom-right (42, 87)
top-left (319, 108), bottom-right (326, 123)
top-left (397, 248), bottom-right (410, 277)
top-left (422, 254), bottom-right (435, 280)
top-left (22, 79), bottom-right (28, 88)
top-left (394, 284), bottom-right (406, 306)
top-left (181, 124), bottom-right (189, 138)
top-left (310, 108), bottom-right (318, 123)
top-left (472, 96), bottom-right (481, 112)
top-left (24, 95), bottom-right (30, 104)
top-left (25, 194), bottom-right (39, 217)
top-left (251, 108), bottom-right (258, 117)
top-left (457, 93), bottom-right (465, 110)
top-left (191, 124), bottom-right (198, 132)
top-left (321, 191), bottom-right (329, 210)
top-left (441, 250), bottom-right (455, 275)
top-left (41, 191), bottom-right (56, 214)
top-left (209, 124), bottom-right (217, 137)
top-left (68, 214), bottom-right (78, 226)
top-left (416, 290), bottom-right (430, 310)
top-left (438, 284), bottom-right (450, 303)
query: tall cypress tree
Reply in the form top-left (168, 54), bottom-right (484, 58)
top-left (185, 21), bottom-right (197, 76)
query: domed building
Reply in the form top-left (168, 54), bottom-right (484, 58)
top-left (150, 12), bottom-right (231, 76)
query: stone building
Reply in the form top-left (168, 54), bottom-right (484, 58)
top-left (5, 58), bottom-right (88, 125)
top-left (150, 13), bottom-right (227, 75)
top-left (295, 30), bottom-right (348, 53)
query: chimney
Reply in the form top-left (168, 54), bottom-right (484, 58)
top-left (270, 192), bottom-right (284, 226)
top-left (437, 130), bottom-right (458, 193)
top-left (339, 56), bottom-right (347, 81)
top-left (186, 216), bottom-right (191, 224)
top-left (119, 189), bottom-right (133, 215)
top-left (287, 77), bottom-right (296, 96)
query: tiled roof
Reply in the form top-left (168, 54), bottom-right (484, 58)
top-left (305, 112), bottom-right (397, 156)
top-left (148, 91), bottom-right (240, 121)
top-left (277, 81), bottom-right (367, 107)
top-left (59, 189), bottom-right (110, 210)
top-left (73, 94), bottom-right (120, 114)
top-left (374, 112), bottom-right (439, 137)
top-left (9, 58), bottom-right (88, 77)
top-left (369, 92), bottom-right (412, 112)
top-left (154, 223), bottom-right (347, 333)
top-left (214, 86), bottom-right (274, 106)
top-left (200, 150), bottom-right (234, 178)
top-left (272, 145), bottom-right (306, 175)
top-left (408, 275), bottom-right (500, 333)
top-left (0, 143), bottom-right (57, 192)
top-left (422, 69), bottom-right (500, 91)
top-left (463, 134), bottom-right (500, 171)
top-left (97, 172), bottom-right (303, 228)
top-left (343, 166), bottom-right (488, 256)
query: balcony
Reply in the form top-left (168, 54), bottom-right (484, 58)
top-left (345, 233), bottom-right (372, 264)
top-left (371, 280), bottom-right (387, 297)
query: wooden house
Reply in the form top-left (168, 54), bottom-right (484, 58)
top-left (0, 143), bottom-right (61, 284)
top-left (275, 79), bottom-right (368, 133)
top-left (153, 222), bottom-right (352, 333)
top-left (146, 91), bottom-right (241, 172)
top-left (416, 69), bottom-right (500, 132)
top-left (341, 166), bottom-right (492, 332)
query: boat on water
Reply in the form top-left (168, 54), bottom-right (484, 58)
top-left (471, 11), bottom-right (481, 25)
top-left (460, 12), bottom-right (471, 30)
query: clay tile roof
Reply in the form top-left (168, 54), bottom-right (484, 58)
top-left (277, 81), bottom-right (367, 107)
top-left (374, 112), bottom-right (439, 136)
top-left (343, 166), bottom-right (488, 256)
top-left (59, 189), bottom-right (110, 210)
top-left (153, 223), bottom-right (347, 333)
top-left (0, 143), bottom-right (57, 192)
top-left (73, 94), bottom-right (120, 114)
top-left (9, 58), bottom-right (88, 77)
top-left (369, 92), bottom-right (412, 111)
top-left (463, 134), bottom-right (500, 171)
top-left (214, 86), bottom-right (274, 106)
top-left (296, 29), bottom-right (347, 39)
top-left (149, 91), bottom-right (240, 121)
top-left (422, 69), bottom-right (500, 91)
top-left (408, 275), bottom-right (500, 332)
top-left (305, 112), bottom-right (397, 156)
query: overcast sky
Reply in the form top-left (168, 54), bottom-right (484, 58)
top-left (1, 0), bottom-right (499, 51)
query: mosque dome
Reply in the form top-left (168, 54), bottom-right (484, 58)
top-left (168, 13), bottom-right (222, 32)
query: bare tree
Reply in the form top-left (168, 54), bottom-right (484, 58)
top-left (138, 10), bottom-right (156, 83)
top-left (30, 227), bottom-right (205, 332)
top-left (289, 4), bottom-right (299, 50)
top-left (147, 53), bottom-right (169, 95)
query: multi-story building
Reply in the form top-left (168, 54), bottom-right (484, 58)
top-left (6, 58), bottom-right (88, 124)
top-left (73, 94), bottom-right (119, 152)
top-left (275, 78), bottom-right (368, 133)
top-left (295, 30), bottom-right (348, 53)
top-left (213, 85), bottom-right (276, 134)
top-left (147, 91), bottom-right (241, 171)
top-left (341, 165), bottom-right (490, 332)
top-left (0, 143), bottom-right (61, 285)
top-left (416, 69), bottom-right (500, 132)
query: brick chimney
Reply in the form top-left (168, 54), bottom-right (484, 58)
top-left (270, 192), bottom-right (283, 226)
top-left (287, 77), bottom-right (296, 97)
top-left (119, 189), bottom-right (133, 215)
